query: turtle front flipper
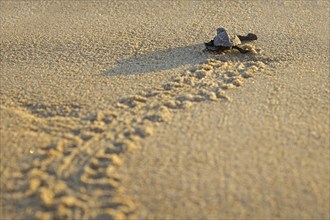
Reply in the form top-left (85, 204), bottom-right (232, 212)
top-left (204, 40), bottom-right (214, 47)
top-left (232, 46), bottom-right (250, 54)
top-left (204, 40), bottom-right (218, 51)
top-left (237, 33), bottom-right (258, 42)
top-left (204, 40), bottom-right (228, 52)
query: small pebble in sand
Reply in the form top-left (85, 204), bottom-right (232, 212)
top-left (221, 83), bottom-right (237, 90)
top-left (233, 78), bottom-right (244, 87)
top-left (207, 92), bottom-right (218, 101)
top-left (27, 178), bottom-right (41, 196)
top-left (40, 187), bottom-right (55, 207)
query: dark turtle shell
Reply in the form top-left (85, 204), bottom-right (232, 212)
top-left (213, 27), bottom-right (241, 47)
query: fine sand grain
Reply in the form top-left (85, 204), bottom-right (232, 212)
top-left (1, 1), bottom-right (329, 219)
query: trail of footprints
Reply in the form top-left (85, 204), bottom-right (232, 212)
top-left (5, 55), bottom-right (269, 219)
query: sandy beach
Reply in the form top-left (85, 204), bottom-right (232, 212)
top-left (1, 1), bottom-right (329, 219)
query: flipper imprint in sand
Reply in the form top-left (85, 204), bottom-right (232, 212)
top-left (4, 51), bottom-right (272, 219)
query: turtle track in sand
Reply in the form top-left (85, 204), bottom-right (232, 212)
top-left (3, 52), bottom-right (273, 219)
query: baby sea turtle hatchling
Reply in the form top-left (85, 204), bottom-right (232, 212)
top-left (205, 27), bottom-right (258, 53)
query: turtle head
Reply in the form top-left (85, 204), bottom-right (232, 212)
top-left (217, 27), bottom-right (227, 34)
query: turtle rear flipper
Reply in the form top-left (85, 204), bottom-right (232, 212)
top-left (232, 46), bottom-right (250, 54)
top-left (237, 33), bottom-right (257, 42)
